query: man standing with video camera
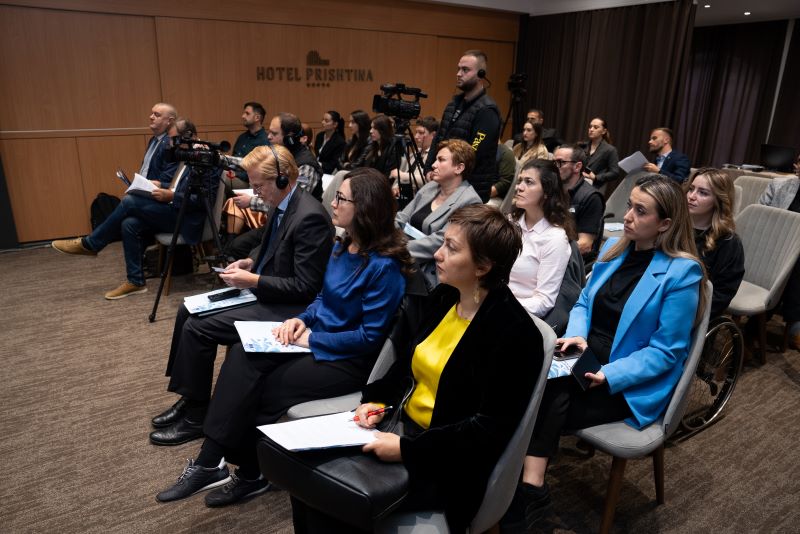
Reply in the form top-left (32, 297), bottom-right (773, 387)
top-left (51, 109), bottom-right (220, 300)
top-left (425, 50), bottom-right (501, 202)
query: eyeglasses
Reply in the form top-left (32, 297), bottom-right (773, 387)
top-left (333, 191), bottom-right (354, 205)
top-left (554, 159), bottom-right (578, 168)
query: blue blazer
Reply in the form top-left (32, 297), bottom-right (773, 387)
top-left (565, 238), bottom-right (703, 428)
top-left (659, 150), bottom-right (691, 183)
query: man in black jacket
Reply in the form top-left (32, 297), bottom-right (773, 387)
top-left (149, 144), bottom-right (334, 447)
top-left (643, 127), bottom-right (691, 183)
top-left (425, 50), bottom-right (500, 202)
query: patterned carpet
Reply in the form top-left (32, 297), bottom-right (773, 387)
top-left (0, 243), bottom-right (797, 533)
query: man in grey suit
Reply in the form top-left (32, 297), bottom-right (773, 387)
top-left (150, 144), bottom-right (334, 446)
top-left (759, 154), bottom-right (800, 349)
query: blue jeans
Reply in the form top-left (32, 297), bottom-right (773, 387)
top-left (84, 194), bottom-right (181, 286)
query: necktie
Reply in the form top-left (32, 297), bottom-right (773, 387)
top-left (255, 207), bottom-right (283, 274)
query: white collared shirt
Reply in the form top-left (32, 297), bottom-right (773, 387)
top-left (508, 214), bottom-right (571, 318)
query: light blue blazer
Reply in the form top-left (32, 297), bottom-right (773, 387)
top-left (565, 238), bottom-right (703, 429)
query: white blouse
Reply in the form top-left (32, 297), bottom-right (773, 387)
top-left (508, 215), bottom-right (571, 318)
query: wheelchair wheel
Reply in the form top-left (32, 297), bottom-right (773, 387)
top-left (681, 317), bottom-right (744, 432)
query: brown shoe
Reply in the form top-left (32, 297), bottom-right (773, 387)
top-left (52, 238), bottom-right (96, 256)
top-left (104, 281), bottom-right (147, 300)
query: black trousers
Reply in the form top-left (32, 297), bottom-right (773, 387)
top-left (165, 301), bottom-right (306, 400)
top-left (203, 342), bottom-right (373, 453)
top-left (223, 226), bottom-right (265, 261)
top-left (528, 376), bottom-right (632, 458)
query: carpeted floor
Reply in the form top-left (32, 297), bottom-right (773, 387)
top-left (0, 243), bottom-right (798, 533)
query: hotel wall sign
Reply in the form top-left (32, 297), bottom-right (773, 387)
top-left (256, 50), bottom-right (374, 87)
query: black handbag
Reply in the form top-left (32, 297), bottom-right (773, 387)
top-left (257, 436), bottom-right (409, 531)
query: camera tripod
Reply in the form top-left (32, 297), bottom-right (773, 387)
top-left (389, 118), bottom-right (428, 209)
top-left (148, 165), bottom-right (229, 322)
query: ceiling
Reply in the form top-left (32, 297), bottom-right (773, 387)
top-left (422, 0), bottom-right (800, 26)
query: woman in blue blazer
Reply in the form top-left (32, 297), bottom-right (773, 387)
top-left (503, 174), bottom-right (707, 531)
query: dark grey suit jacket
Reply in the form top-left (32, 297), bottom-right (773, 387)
top-left (249, 187), bottom-right (335, 304)
top-left (584, 140), bottom-right (620, 186)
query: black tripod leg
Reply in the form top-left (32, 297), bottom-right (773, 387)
top-left (149, 195), bottom-right (192, 323)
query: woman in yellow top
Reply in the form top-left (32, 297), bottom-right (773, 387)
top-left (291, 204), bottom-right (546, 533)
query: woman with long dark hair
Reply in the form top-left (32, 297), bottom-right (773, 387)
top-left (685, 167), bottom-right (744, 316)
top-left (314, 110), bottom-right (346, 174)
top-left (363, 114), bottom-right (399, 178)
top-left (582, 116), bottom-right (620, 193)
top-left (508, 158), bottom-right (576, 318)
top-left (154, 168), bottom-right (413, 508)
top-left (338, 109), bottom-right (371, 170)
top-left (513, 121), bottom-right (551, 163)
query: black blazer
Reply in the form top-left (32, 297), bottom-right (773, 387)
top-left (583, 139), bottom-right (620, 186)
top-left (362, 284), bottom-right (544, 531)
top-left (248, 188), bottom-right (335, 304)
top-left (313, 131), bottom-right (346, 175)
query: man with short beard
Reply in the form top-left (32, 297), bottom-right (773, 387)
top-left (424, 50), bottom-right (501, 202)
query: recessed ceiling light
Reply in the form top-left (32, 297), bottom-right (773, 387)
top-left (704, 4), bottom-right (710, 7)
top-left (744, 12), bottom-right (751, 16)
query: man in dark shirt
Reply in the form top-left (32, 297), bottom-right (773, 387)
top-left (643, 127), bottom-right (691, 183)
top-left (555, 144), bottom-right (605, 263)
top-left (424, 49), bottom-right (501, 202)
top-left (224, 102), bottom-right (270, 194)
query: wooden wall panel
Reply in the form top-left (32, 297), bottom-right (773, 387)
top-left (155, 18), bottom-right (440, 129)
top-left (0, 5), bottom-right (162, 131)
top-left (3, 0), bottom-right (519, 43)
top-left (75, 135), bottom-right (149, 210)
top-left (435, 38), bottom-right (517, 140)
top-left (0, 138), bottom-right (89, 241)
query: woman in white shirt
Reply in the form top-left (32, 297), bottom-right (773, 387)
top-left (508, 158), bottom-right (576, 317)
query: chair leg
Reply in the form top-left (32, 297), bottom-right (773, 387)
top-left (599, 456), bottom-right (627, 534)
top-left (757, 313), bottom-right (767, 364)
top-left (653, 445), bottom-right (665, 504)
top-left (782, 322), bottom-right (790, 353)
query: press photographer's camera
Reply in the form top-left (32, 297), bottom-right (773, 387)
top-left (166, 135), bottom-right (242, 171)
top-left (372, 83), bottom-right (427, 121)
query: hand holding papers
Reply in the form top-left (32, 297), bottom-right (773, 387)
top-left (258, 411), bottom-right (378, 451)
top-left (125, 173), bottom-right (158, 197)
top-left (234, 321), bottom-right (311, 353)
top-left (618, 151), bottom-right (649, 174)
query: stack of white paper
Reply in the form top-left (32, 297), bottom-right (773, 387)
top-left (184, 288), bottom-right (257, 314)
top-left (258, 411), bottom-right (377, 451)
top-left (126, 173), bottom-right (158, 197)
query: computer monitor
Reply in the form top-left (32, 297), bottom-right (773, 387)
top-left (760, 144), bottom-right (795, 173)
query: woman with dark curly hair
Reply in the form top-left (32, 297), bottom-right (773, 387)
top-left (154, 168), bottom-right (413, 508)
top-left (508, 158), bottom-right (576, 318)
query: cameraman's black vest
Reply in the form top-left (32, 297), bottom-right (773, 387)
top-left (437, 90), bottom-right (500, 201)
top-left (292, 145), bottom-right (323, 200)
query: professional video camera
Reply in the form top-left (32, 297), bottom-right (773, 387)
top-left (165, 134), bottom-right (242, 171)
top-left (372, 83), bottom-right (427, 121)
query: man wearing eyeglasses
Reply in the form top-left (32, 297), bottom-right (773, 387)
top-left (149, 144), bottom-right (334, 447)
top-left (554, 144), bottom-right (605, 263)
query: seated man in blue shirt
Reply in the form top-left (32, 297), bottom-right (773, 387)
top-left (51, 111), bottom-right (219, 300)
